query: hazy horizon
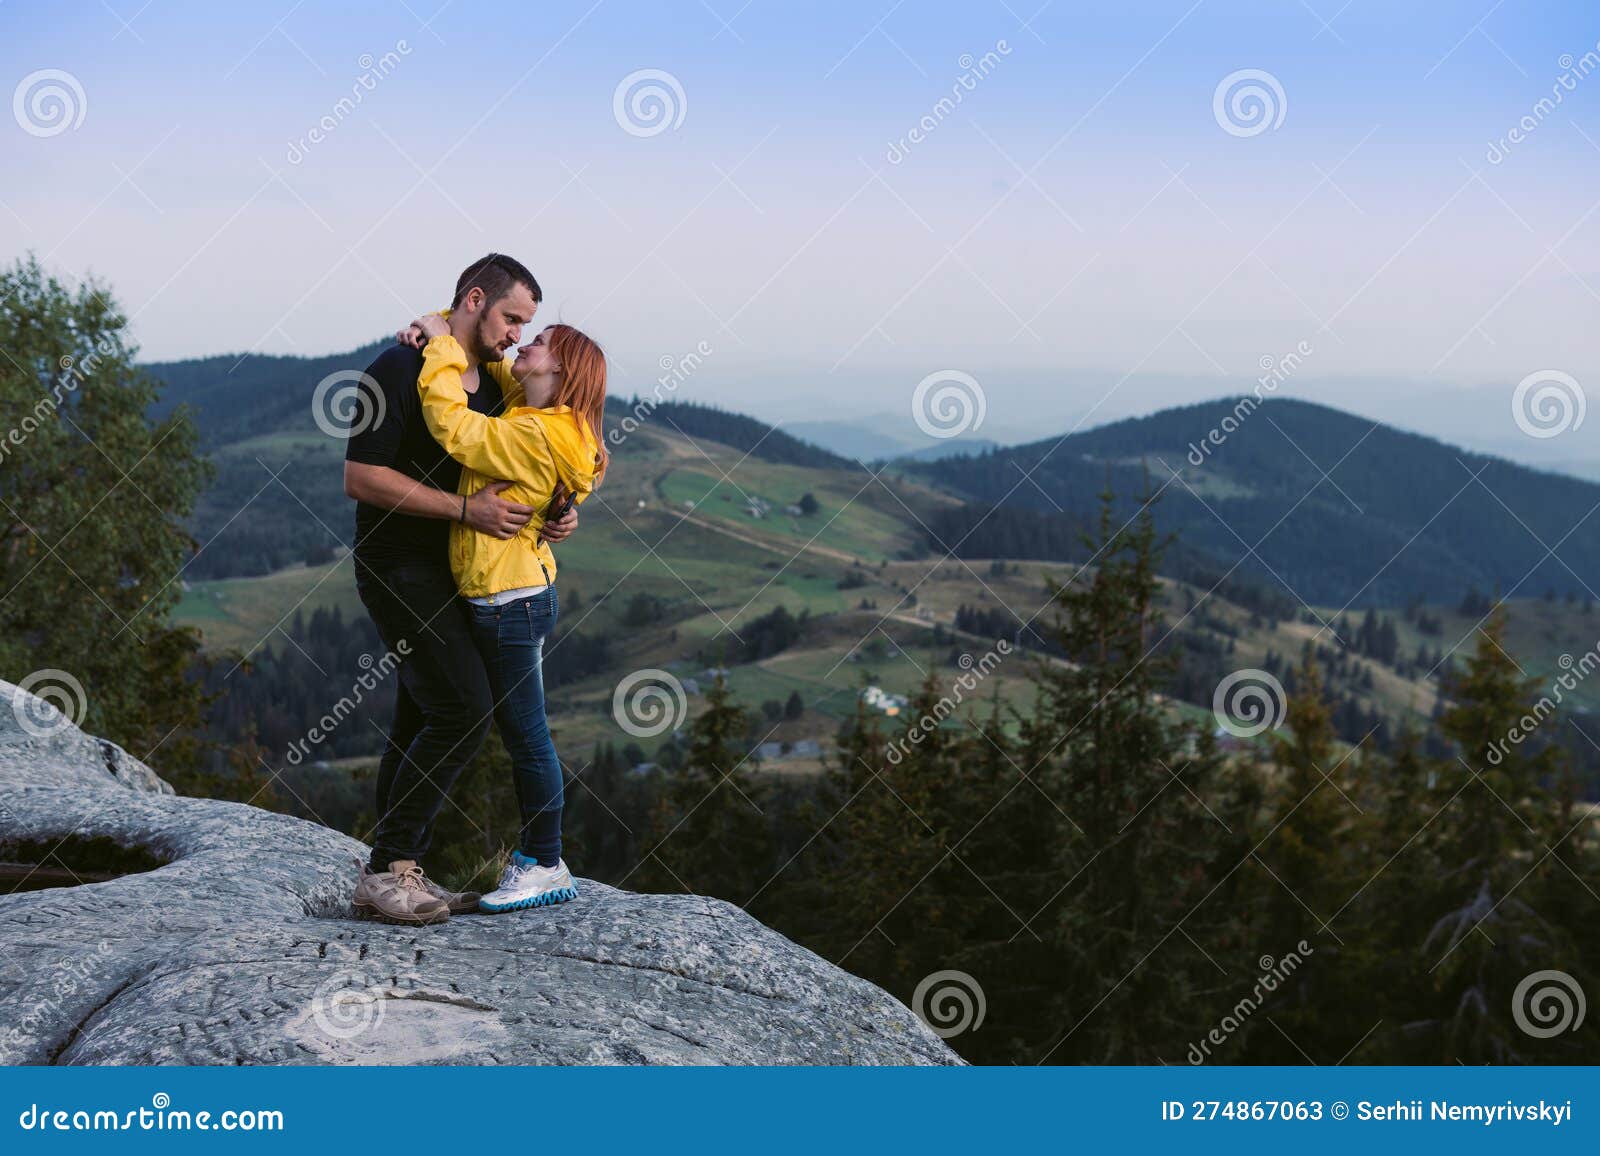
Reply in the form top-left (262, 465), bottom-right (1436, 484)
top-left (135, 323), bottom-right (1599, 478)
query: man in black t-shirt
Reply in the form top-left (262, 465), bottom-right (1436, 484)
top-left (343, 253), bottom-right (576, 926)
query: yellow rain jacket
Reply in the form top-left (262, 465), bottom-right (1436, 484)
top-left (416, 334), bottom-right (600, 597)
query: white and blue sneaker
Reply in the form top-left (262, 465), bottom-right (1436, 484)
top-left (478, 852), bottom-right (578, 913)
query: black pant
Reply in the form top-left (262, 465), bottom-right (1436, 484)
top-left (356, 559), bottom-right (492, 869)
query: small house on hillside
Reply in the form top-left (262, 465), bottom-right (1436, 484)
top-left (861, 685), bottom-right (907, 717)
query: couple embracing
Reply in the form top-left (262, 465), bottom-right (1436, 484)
top-left (342, 253), bottom-right (607, 926)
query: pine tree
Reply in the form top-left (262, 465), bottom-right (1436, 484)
top-left (1241, 650), bottom-right (1366, 1061)
top-left (809, 671), bottom-right (963, 990)
top-left (564, 742), bottom-right (637, 882)
top-left (949, 684), bottom-right (1067, 1062)
top-left (1418, 604), bottom-right (1580, 1061)
top-left (1022, 489), bottom-right (1229, 1063)
top-left (636, 675), bottom-right (770, 905)
top-left (797, 663), bottom-right (1043, 1062)
top-left (1351, 725), bottom-right (1440, 1058)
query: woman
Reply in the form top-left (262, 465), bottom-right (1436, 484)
top-left (408, 312), bottom-right (609, 913)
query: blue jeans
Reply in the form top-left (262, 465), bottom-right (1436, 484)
top-left (465, 588), bottom-right (563, 866)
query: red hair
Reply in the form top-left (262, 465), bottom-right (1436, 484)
top-left (543, 324), bottom-right (609, 483)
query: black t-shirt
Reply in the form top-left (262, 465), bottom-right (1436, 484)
top-left (344, 344), bottom-right (503, 569)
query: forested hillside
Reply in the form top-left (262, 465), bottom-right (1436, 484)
top-left (911, 397), bottom-right (1600, 606)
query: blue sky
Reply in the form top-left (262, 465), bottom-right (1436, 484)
top-left (3, 1), bottom-right (1597, 438)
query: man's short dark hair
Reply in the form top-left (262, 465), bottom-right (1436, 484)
top-left (452, 253), bottom-right (542, 309)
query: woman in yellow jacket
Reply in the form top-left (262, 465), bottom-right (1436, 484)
top-left (411, 312), bottom-right (608, 914)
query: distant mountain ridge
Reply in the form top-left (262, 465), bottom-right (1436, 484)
top-left (909, 397), bottom-right (1600, 607)
top-left (892, 439), bottom-right (1001, 464)
top-left (143, 342), bottom-right (849, 471)
top-left (785, 415), bottom-right (1001, 464)
top-left (140, 341), bottom-right (856, 578)
top-left (144, 337), bottom-right (1600, 608)
top-left (147, 341), bottom-right (390, 447)
top-left (634, 401), bottom-right (852, 470)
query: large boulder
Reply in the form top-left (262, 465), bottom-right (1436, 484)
top-left (0, 678), bottom-right (960, 1066)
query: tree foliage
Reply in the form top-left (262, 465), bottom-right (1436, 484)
top-left (0, 257), bottom-right (211, 769)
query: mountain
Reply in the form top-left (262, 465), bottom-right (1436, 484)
top-left (1309, 380), bottom-right (1600, 480)
top-left (780, 374), bottom-right (1600, 485)
top-left (635, 401), bottom-right (851, 470)
top-left (146, 341), bottom-right (390, 448)
top-left (786, 414), bottom-right (1004, 464)
top-left (782, 420), bottom-right (908, 462)
top-left (141, 344), bottom-right (855, 578)
top-left (892, 439), bottom-right (1000, 464)
top-left (908, 397), bottom-right (1600, 607)
top-left (144, 343), bottom-right (852, 469)
top-left (146, 330), bottom-right (1600, 610)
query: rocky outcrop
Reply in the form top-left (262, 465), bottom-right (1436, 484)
top-left (0, 679), bottom-right (960, 1066)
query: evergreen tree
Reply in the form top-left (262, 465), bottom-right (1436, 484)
top-left (951, 686), bottom-right (1069, 1061)
top-left (636, 675), bottom-right (770, 904)
top-left (1022, 489), bottom-right (1229, 1063)
top-left (1418, 604), bottom-right (1579, 1062)
top-left (0, 257), bottom-right (213, 773)
top-left (810, 674), bottom-right (962, 991)
top-left (563, 742), bottom-right (639, 883)
top-left (1243, 650), bottom-right (1366, 1061)
top-left (1351, 725), bottom-right (1440, 1056)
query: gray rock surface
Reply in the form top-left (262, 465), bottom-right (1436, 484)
top-left (0, 678), bottom-right (960, 1066)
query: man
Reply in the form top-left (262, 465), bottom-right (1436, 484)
top-left (344, 253), bottom-right (577, 925)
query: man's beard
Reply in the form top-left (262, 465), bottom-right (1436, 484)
top-left (469, 320), bottom-right (504, 363)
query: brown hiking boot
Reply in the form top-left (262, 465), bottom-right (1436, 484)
top-left (419, 873), bottom-right (481, 915)
top-left (353, 859), bottom-right (450, 926)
